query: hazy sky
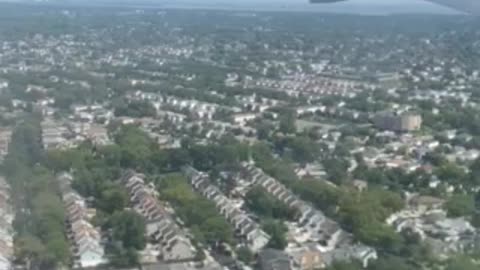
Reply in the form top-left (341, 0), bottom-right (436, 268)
top-left (168, 0), bottom-right (455, 10)
top-left (161, 0), bottom-right (458, 14)
top-left (0, 0), bottom-right (459, 14)
top-left (180, 0), bottom-right (436, 5)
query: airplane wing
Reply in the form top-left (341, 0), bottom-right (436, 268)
top-left (310, 0), bottom-right (480, 14)
top-left (426, 0), bottom-right (480, 14)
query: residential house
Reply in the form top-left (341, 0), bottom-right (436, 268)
top-left (258, 249), bottom-right (293, 270)
top-left (121, 171), bottom-right (197, 262)
top-left (0, 129), bottom-right (11, 162)
top-left (0, 80), bottom-right (8, 91)
top-left (184, 167), bottom-right (270, 252)
top-left (241, 163), bottom-right (347, 250)
top-left (295, 163), bottom-right (326, 179)
top-left (322, 244), bottom-right (377, 268)
top-left (42, 118), bottom-right (69, 149)
top-left (85, 125), bottom-right (111, 146)
top-left (295, 106), bottom-right (325, 116)
top-left (241, 163), bottom-right (378, 266)
top-left (287, 245), bottom-right (323, 270)
top-left (231, 113), bottom-right (258, 125)
top-left (408, 195), bottom-right (445, 212)
top-left (59, 174), bottom-right (106, 269)
top-left (0, 177), bottom-right (13, 270)
top-left (351, 180), bottom-right (368, 192)
top-left (387, 200), bottom-right (477, 258)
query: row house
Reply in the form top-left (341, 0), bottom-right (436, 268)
top-left (231, 113), bottom-right (259, 126)
top-left (67, 122), bottom-right (112, 146)
top-left (41, 118), bottom-right (69, 149)
top-left (184, 167), bottom-right (270, 252)
top-left (241, 163), bottom-right (345, 250)
top-left (0, 129), bottom-right (11, 163)
top-left (157, 110), bottom-right (187, 125)
top-left (127, 91), bottom-right (242, 121)
top-left (387, 198), bottom-right (477, 258)
top-left (60, 177), bottom-right (106, 269)
top-left (163, 97), bottom-right (218, 120)
top-left (0, 177), bottom-right (13, 270)
top-left (245, 76), bottom-right (372, 98)
top-left (121, 171), bottom-right (196, 262)
top-left (240, 164), bottom-right (378, 268)
top-left (321, 244), bottom-right (378, 268)
top-left (0, 79), bottom-right (8, 90)
top-left (70, 104), bottom-right (114, 124)
top-left (130, 93), bottom-right (215, 115)
top-left (287, 243), bottom-right (375, 270)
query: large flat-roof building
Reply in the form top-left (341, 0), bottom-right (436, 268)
top-left (374, 113), bottom-right (422, 132)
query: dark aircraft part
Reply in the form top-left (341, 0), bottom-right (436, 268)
top-left (309, 0), bottom-right (480, 14)
top-left (309, 0), bottom-right (347, 3)
top-left (426, 0), bottom-right (480, 14)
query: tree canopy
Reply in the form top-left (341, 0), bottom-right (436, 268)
top-left (245, 186), bottom-right (298, 221)
top-left (4, 118), bottom-right (71, 269)
top-left (262, 219), bottom-right (288, 250)
top-left (108, 210), bottom-right (147, 250)
top-left (113, 99), bottom-right (157, 118)
top-left (157, 173), bottom-right (235, 245)
top-left (445, 194), bottom-right (475, 218)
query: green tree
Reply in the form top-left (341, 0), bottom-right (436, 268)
top-left (445, 194), bottom-right (475, 218)
top-left (257, 122), bottom-right (273, 140)
top-left (338, 189), bottom-right (404, 251)
top-left (98, 185), bottom-right (129, 214)
top-left (4, 117), bottom-right (43, 172)
top-left (114, 99), bottom-right (157, 118)
top-left (471, 213), bottom-right (480, 228)
top-left (284, 136), bottom-right (319, 164)
top-left (435, 162), bottom-right (467, 183)
top-left (45, 232), bottom-right (71, 267)
top-left (446, 256), bottom-right (478, 270)
top-left (326, 261), bottom-right (362, 270)
top-left (200, 216), bottom-right (234, 245)
top-left (367, 256), bottom-right (413, 270)
top-left (107, 242), bottom-right (140, 268)
top-left (14, 235), bottom-right (48, 269)
top-left (114, 125), bottom-right (156, 169)
top-left (109, 211), bottom-right (147, 250)
top-left (4, 117), bottom-right (71, 269)
top-left (279, 112), bottom-right (296, 134)
top-left (158, 174), bottom-right (235, 245)
top-left (291, 180), bottom-right (340, 216)
top-left (236, 246), bottom-right (254, 264)
top-left (245, 186), bottom-right (297, 220)
top-left (323, 157), bottom-right (349, 185)
top-left (262, 219), bottom-right (288, 250)
top-left (423, 151), bottom-right (447, 167)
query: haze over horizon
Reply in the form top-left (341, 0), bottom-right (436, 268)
top-left (0, 0), bottom-right (460, 14)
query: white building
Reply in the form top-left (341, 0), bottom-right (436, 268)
top-left (231, 113), bottom-right (258, 125)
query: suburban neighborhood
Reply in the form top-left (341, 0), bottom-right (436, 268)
top-left (0, 2), bottom-right (479, 270)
